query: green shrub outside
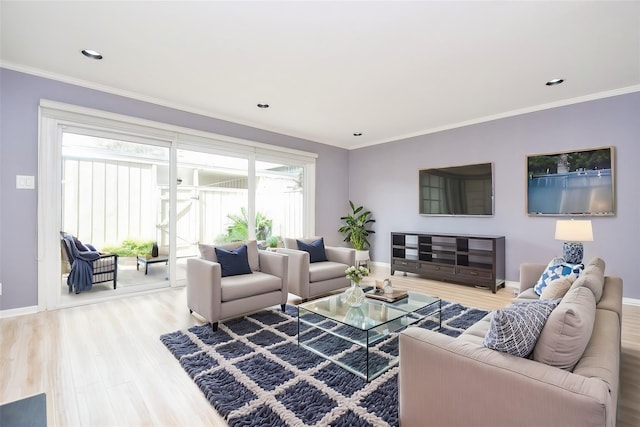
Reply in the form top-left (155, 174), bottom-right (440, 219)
top-left (102, 239), bottom-right (155, 257)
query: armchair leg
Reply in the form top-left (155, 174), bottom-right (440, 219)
top-left (280, 304), bottom-right (286, 312)
top-left (211, 322), bottom-right (218, 332)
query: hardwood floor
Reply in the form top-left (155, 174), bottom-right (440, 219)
top-left (1, 266), bottom-right (637, 426)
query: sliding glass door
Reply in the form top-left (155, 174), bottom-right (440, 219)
top-left (39, 101), bottom-right (317, 310)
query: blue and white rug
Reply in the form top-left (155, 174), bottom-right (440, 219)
top-left (160, 301), bottom-right (487, 427)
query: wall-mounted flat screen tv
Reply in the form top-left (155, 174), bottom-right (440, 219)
top-left (419, 162), bottom-right (494, 216)
top-left (527, 146), bottom-right (615, 216)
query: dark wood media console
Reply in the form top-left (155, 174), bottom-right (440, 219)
top-left (391, 232), bottom-right (505, 293)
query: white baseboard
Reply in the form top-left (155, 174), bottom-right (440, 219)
top-left (623, 297), bottom-right (640, 306)
top-left (0, 305), bottom-right (39, 319)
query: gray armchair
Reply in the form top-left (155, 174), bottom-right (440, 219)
top-left (276, 237), bottom-right (355, 301)
top-left (187, 240), bottom-right (288, 331)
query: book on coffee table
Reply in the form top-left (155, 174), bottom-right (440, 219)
top-left (365, 288), bottom-right (409, 303)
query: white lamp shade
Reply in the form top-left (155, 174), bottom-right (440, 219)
top-left (555, 220), bottom-right (594, 242)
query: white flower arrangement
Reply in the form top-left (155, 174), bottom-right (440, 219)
top-left (345, 265), bottom-right (369, 284)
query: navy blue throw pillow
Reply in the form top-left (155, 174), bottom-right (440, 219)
top-left (214, 245), bottom-right (253, 277)
top-left (297, 238), bottom-right (328, 263)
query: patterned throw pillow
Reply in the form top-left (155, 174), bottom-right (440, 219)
top-left (483, 299), bottom-right (560, 358)
top-left (534, 257), bottom-right (583, 296)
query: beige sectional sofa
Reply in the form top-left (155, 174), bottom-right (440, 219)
top-left (399, 258), bottom-right (622, 427)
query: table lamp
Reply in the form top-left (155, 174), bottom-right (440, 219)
top-left (554, 219), bottom-right (593, 264)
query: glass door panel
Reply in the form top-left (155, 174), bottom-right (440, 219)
top-left (176, 149), bottom-right (249, 270)
top-left (61, 132), bottom-right (170, 302)
top-left (255, 160), bottom-right (304, 248)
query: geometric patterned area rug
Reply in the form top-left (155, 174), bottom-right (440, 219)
top-left (160, 301), bottom-right (488, 427)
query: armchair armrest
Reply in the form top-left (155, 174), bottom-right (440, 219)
top-left (325, 246), bottom-right (356, 266)
top-left (275, 248), bottom-right (309, 299)
top-left (519, 262), bottom-right (546, 293)
top-left (258, 250), bottom-right (289, 295)
top-left (186, 258), bottom-right (222, 324)
top-left (399, 327), bottom-right (611, 427)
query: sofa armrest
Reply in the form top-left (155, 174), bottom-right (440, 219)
top-left (325, 246), bottom-right (356, 266)
top-left (275, 248), bottom-right (310, 299)
top-left (399, 327), bottom-right (612, 427)
top-left (258, 250), bottom-right (289, 295)
top-left (186, 258), bottom-right (222, 324)
top-left (519, 262), bottom-right (546, 293)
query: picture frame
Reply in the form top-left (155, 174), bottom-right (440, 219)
top-left (526, 146), bottom-right (615, 216)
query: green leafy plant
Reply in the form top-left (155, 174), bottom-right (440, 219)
top-left (338, 201), bottom-right (375, 250)
top-left (266, 236), bottom-right (280, 248)
top-left (217, 207), bottom-right (273, 242)
top-left (102, 239), bottom-right (155, 257)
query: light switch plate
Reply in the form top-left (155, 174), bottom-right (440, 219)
top-left (16, 175), bottom-right (35, 189)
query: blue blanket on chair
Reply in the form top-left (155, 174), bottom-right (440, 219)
top-left (64, 235), bottom-right (100, 293)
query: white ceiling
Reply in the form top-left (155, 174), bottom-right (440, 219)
top-left (2, 1), bottom-right (640, 150)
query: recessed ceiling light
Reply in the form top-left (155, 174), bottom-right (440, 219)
top-left (257, 103), bottom-right (269, 109)
top-left (81, 49), bottom-right (103, 60)
top-left (546, 78), bottom-right (564, 86)
top-left (353, 132), bottom-right (363, 136)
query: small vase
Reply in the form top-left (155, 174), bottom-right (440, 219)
top-left (344, 280), bottom-right (365, 307)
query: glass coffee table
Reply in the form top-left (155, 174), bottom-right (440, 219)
top-left (297, 291), bottom-right (440, 381)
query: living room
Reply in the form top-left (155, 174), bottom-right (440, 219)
top-left (1, 1), bottom-right (639, 426)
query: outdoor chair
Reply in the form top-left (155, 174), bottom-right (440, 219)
top-left (60, 232), bottom-right (118, 293)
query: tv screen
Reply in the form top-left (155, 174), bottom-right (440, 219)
top-left (527, 146), bottom-right (615, 216)
top-left (419, 163), bottom-right (494, 216)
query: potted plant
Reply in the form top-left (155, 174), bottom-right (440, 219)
top-left (338, 201), bottom-right (375, 264)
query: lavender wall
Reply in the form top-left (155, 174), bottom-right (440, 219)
top-left (0, 68), bottom-right (350, 310)
top-left (349, 92), bottom-right (640, 299)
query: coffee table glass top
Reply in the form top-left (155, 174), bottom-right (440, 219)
top-left (299, 291), bottom-right (439, 330)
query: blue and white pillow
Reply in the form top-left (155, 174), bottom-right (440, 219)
top-left (533, 257), bottom-right (583, 296)
top-left (484, 299), bottom-right (560, 357)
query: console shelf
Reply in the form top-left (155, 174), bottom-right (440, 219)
top-left (391, 232), bottom-right (505, 293)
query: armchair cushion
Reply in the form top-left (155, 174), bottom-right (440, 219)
top-left (221, 271), bottom-right (283, 301)
top-left (215, 245), bottom-right (253, 277)
top-left (199, 240), bottom-right (260, 271)
top-left (297, 238), bottom-right (328, 263)
top-left (309, 261), bottom-right (348, 283)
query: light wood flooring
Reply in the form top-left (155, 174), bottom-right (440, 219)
top-left (1, 266), bottom-right (638, 426)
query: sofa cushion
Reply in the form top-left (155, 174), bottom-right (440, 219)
top-left (214, 245), bottom-right (253, 277)
top-left (513, 287), bottom-right (539, 302)
top-left (483, 299), bottom-right (560, 358)
top-left (458, 312), bottom-right (493, 345)
top-left (533, 257), bottom-right (583, 296)
top-left (297, 238), bottom-right (328, 263)
top-left (540, 274), bottom-right (577, 300)
top-left (533, 286), bottom-right (596, 371)
top-left (199, 240), bottom-right (260, 272)
top-left (570, 264), bottom-right (605, 303)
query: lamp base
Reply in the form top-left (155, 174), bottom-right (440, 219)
top-left (562, 242), bottom-right (584, 264)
